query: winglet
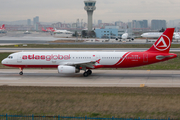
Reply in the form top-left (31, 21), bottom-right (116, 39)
top-left (147, 28), bottom-right (175, 53)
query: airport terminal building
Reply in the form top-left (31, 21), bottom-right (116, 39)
top-left (95, 26), bottom-right (126, 38)
top-left (95, 28), bottom-right (118, 38)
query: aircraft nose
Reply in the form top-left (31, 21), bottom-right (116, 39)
top-left (1, 59), bottom-right (6, 65)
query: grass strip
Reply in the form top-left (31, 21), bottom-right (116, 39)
top-left (0, 86), bottom-right (180, 119)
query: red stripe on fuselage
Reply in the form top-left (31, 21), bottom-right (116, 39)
top-left (114, 52), bottom-right (129, 65)
top-left (3, 64), bottom-right (59, 68)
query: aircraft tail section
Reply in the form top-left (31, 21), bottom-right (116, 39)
top-left (0, 24), bottom-right (5, 29)
top-left (2, 24), bottom-right (5, 28)
top-left (42, 27), bottom-right (47, 32)
top-left (147, 28), bottom-right (175, 53)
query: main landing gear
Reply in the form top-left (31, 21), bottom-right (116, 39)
top-left (83, 69), bottom-right (92, 77)
top-left (19, 67), bottom-right (23, 75)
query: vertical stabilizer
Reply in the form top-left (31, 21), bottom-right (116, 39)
top-left (147, 28), bottom-right (175, 53)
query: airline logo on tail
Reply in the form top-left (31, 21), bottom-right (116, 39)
top-left (0, 24), bottom-right (5, 30)
top-left (154, 35), bottom-right (171, 51)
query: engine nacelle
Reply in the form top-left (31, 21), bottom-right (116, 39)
top-left (58, 65), bottom-right (80, 74)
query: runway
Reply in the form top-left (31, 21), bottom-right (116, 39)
top-left (0, 69), bottom-right (180, 87)
top-left (1, 48), bottom-right (180, 52)
top-left (1, 31), bottom-right (180, 45)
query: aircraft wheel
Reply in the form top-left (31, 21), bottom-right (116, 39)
top-left (19, 71), bottom-right (23, 75)
top-left (83, 72), bottom-right (89, 77)
top-left (87, 69), bottom-right (92, 75)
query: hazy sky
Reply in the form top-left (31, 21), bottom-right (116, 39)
top-left (0, 0), bottom-right (180, 23)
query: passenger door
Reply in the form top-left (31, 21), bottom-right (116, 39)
top-left (17, 53), bottom-right (22, 63)
top-left (143, 54), bottom-right (148, 63)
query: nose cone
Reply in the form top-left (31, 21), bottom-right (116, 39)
top-left (141, 34), bottom-right (145, 37)
top-left (1, 59), bottom-right (6, 65)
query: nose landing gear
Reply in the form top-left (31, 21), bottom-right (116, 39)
top-left (19, 71), bottom-right (23, 75)
top-left (19, 67), bottom-right (23, 75)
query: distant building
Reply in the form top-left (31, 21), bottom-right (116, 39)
top-left (132, 20), bottom-right (148, 29)
top-left (98, 23), bottom-right (114, 29)
top-left (143, 20), bottom-right (148, 28)
top-left (33, 16), bottom-right (39, 31)
top-left (105, 26), bottom-right (119, 29)
top-left (151, 20), bottom-right (166, 30)
top-left (27, 19), bottom-right (31, 26)
top-left (127, 22), bottom-right (132, 29)
top-left (33, 16), bottom-right (39, 25)
top-left (98, 20), bottom-right (102, 25)
top-left (95, 28), bottom-right (118, 38)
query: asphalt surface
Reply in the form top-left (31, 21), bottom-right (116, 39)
top-left (0, 69), bottom-right (180, 87)
top-left (0, 48), bottom-right (180, 52)
top-left (1, 31), bottom-right (180, 45)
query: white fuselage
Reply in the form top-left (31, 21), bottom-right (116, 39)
top-left (54, 30), bottom-right (73, 38)
top-left (141, 32), bottom-right (163, 38)
top-left (122, 33), bottom-right (128, 40)
top-left (141, 32), bottom-right (180, 40)
top-left (2, 52), bottom-right (128, 67)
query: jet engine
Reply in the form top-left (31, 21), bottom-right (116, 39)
top-left (58, 65), bottom-right (80, 74)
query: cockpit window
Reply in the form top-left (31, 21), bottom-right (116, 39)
top-left (8, 56), bottom-right (13, 59)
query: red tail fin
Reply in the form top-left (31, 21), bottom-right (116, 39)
top-left (42, 27), bottom-right (47, 32)
top-left (147, 28), bottom-right (175, 53)
top-left (2, 24), bottom-right (5, 28)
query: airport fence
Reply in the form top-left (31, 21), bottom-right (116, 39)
top-left (0, 114), bottom-right (172, 120)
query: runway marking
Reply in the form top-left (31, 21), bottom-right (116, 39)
top-left (0, 77), bottom-right (21, 80)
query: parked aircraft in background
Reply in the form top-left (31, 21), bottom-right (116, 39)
top-left (53, 28), bottom-right (73, 38)
top-left (0, 24), bottom-right (5, 30)
top-left (24, 31), bottom-right (31, 34)
top-left (141, 32), bottom-right (180, 40)
top-left (41, 27), bottom-right (55, 32)
top-left (46, 27), bottom-right (55, 32)
top-left (41, 27), bottom-right (48, 32)
top-left (116, 30), bottom-right (134, 42)
top-left (41, 27), bottom-right (73, 37)
top-left (0, 24), bottom-right (6, 33)
top-left (1, 28), bottom-right (177, 77)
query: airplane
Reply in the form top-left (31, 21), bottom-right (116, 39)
top-left (46, 27), bottom-right (55, 32)
top-left (41, 27), bottom-right (55, 32)
top-left (116, 30), bottom-right (134, 42)
top-left (53, 28), bottom-right (72, 33)
top-left (0, 24), bottom-right (5, 30)
top-left (24, 31), bottom-right (31, 34)
top-left (0, 24), bottom-right (6, 32)
top-left (141, 32), bottom-right (180, 40)
top-left (0, 24), bottom-right (6, 33)
top-left (1, 28), bottom-right (177, 77)
top-left (41, 27), bottom-right (48, 32)
top-left (53, 28), bottom-right (73, 37)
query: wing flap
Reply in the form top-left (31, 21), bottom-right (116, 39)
top-left (59, 61), bottom-right (96, 68)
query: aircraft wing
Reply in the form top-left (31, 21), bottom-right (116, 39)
top-left (59, 61), bottom-right (97, 68)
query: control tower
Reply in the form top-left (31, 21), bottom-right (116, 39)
top-left (84, 0), bottom-right (96, 32)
